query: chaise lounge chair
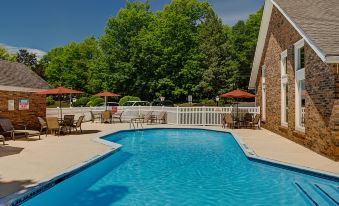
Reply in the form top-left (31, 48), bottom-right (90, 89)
top-left (0, 118), bottom-right (41, 140)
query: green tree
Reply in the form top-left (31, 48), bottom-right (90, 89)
top-left (17, 49), bottom-right (38, 69)
top-left (232, 6), bottom-right (263, 89)
top-left (43, 37), bottom-right (99, 92)
top-left (16, 49), bottom-right (46, 77)
top-left (40, 1), bottom-right (263, 102)
top-left (197, 8), bottom-right (238, 98)
top-left (0, 47), bottom-right (16, 62)
top-left (100, 1), bottom-right (154, 98)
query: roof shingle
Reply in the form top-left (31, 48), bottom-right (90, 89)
top-left (0, 60), bottom-right (50, 90)
top-left (275, 0), bottom-right (339, 56)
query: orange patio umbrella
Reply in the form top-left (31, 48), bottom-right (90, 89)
top-left (94, 91), bottom-right (120, 110)
top-left (36, 87), bottom-right (83, 118)
top-left (220, 89), bottom-right (256, 119)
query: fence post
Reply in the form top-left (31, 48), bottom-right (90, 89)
top-left (176, 106), bottom-right (179, 125)
top-left (203, 106), bottom-right (206, 126)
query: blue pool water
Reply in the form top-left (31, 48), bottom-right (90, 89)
top-left (21, 129), bottom-right (338, 206)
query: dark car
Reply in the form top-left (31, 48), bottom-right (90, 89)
top-left (152, 100), bottom-right (174, 107)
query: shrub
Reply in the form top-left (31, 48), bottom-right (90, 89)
top-left (73, 97), bottom-right (90, 107)
top-left (200, 99), bottom-right (217, 106)
top-left (86, 96), bottom-right (104, 107)
top-left (119, 96), bottom-right (141, 105)
top-left (46, 96), bottom-right (55, 106)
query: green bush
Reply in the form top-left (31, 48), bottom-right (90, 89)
top-left (86, 96), bottom-right (104, 107)
top-left (46, 96), bottom-right (55, 106)
top-left (73, 97), bottom-right (90, 107)
top-left (200, 99), bottom-right (217, 106)
top-left (119, 96), bottom-right (141, 105)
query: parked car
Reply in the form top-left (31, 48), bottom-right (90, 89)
top-left (152, 100), bottom-right (174, 107)
top-left (97, 102), bottom-right (119, 107)
top-left (122, 101), bottom-right (150, 106)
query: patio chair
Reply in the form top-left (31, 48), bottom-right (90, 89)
top-left (72, 115), bottom-right (84, 133)
top-left (90, 111), bottom-right (101, 123)
top-left (143, 111), bottom-right (156, 124)
top-left (243, 113), bottom-right (253, 128)
top-left (0, 135), bottom-right (5, 145)
top-left (225, 114), bottom-right (236, 129)
top-left (112, 111), bottom-right (124, 123)
top-left (132, 111), bottom-right (154, 125)
top-left (156, 111), bottom-right (167, 124)
top-left (62, 115), bottom-right (75, 133)
top-left (38, 117), bottom-right (48, 137)
top-left (46, 117), bottom-right (62, 136)
top-left (0, 118), bottom-right (41, 140)
top-left (101, 111), bottom-right (112, 123)
top-left (249, 114), bottom-right (261, 129)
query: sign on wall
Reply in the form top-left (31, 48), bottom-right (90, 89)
top-left (8, 100), bottom-right (14, 111)
top-left (19, 99), bottom-right (29, 110)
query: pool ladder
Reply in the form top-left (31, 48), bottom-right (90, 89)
top-left (294, 182), bottom-right (339, 206)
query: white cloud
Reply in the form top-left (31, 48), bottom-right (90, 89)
top-left (0, 43), bottom-right (47, 60)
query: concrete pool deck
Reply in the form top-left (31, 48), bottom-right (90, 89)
top-left (0, 122), bottom-right (338, 199)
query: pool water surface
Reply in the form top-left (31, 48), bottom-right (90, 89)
top-left (21, 129), bottom-right (339, 206)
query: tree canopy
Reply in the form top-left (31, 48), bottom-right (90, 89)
top-left (41, 0), bottom-right (263, 102)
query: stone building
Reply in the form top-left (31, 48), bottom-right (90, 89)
top-left (249, 0), bottom-right (339, 160)
top-left (0, 60), bottom-right (50, 131)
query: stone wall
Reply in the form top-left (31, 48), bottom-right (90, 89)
top-left (255, 6), bottom-right (339, 160)
top-left (0, 90), bottom-right (46, 132)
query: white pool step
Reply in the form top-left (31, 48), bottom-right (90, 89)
top-left (295, 182), bottom-right (339, 206)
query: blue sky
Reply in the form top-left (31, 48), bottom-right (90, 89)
top-left (0, 0), bottom-right (263, 52)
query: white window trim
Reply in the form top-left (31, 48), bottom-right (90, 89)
top-left (261, 65), bottom-right (266, 122)
top-left (280, 50), bottom-right (288, 127)
top-left (294, 39), bottom-right (305, 132)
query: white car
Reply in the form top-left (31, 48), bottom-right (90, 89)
top-left (122, 101), bottom-right (150, 106)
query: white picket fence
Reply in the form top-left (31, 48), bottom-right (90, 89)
top-left (47, 106), bottom-right (260, 126)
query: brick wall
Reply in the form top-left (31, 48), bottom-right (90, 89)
top-left (255, 7), bottom-right (339, 160)
top-left (0, 90), bottom-right (46, 132)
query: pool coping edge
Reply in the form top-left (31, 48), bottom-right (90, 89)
top-left (1, 127), bottom-right (338, 206)
top-left (0, 135), bottom-right (122, 206)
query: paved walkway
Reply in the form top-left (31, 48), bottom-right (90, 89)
top-left (0, 122), bottom-right (338, 199)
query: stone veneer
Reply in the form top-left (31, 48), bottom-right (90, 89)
top-left (255, 7), bottom-right (339, 160)
top-left (0, 90), bottom-right (46, 133)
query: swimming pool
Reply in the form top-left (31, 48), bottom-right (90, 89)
top-left (18, 129), bottom-right (339, 205)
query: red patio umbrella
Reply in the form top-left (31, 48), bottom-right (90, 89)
top-left (36, 87), bottom-right (83, 118)
top-left (220, 89), bottom-right (256, 120)
top-left (220, 89), bottom-right (255, 98)
top-left (94, 91), bottom-right (120, 110)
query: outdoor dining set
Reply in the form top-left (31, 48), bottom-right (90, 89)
top-left (0, 115), bottom-right (85, 145)
top-left (222, 113), bottom-right (260, 129)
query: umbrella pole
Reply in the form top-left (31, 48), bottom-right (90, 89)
top-left (59, 94), bottom-right (63, 119)
top-left (105, 96), bottom-right (107, 111)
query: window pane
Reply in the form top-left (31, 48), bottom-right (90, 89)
top-left (299, 80), bottom-right (305, 127)
top-left (300, 47), bottom-right (305, 69)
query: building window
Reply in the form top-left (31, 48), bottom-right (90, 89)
top-left (281, 50), bottom-right (288, 126)
top-left (294, 39), bottom-right (305, 131)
